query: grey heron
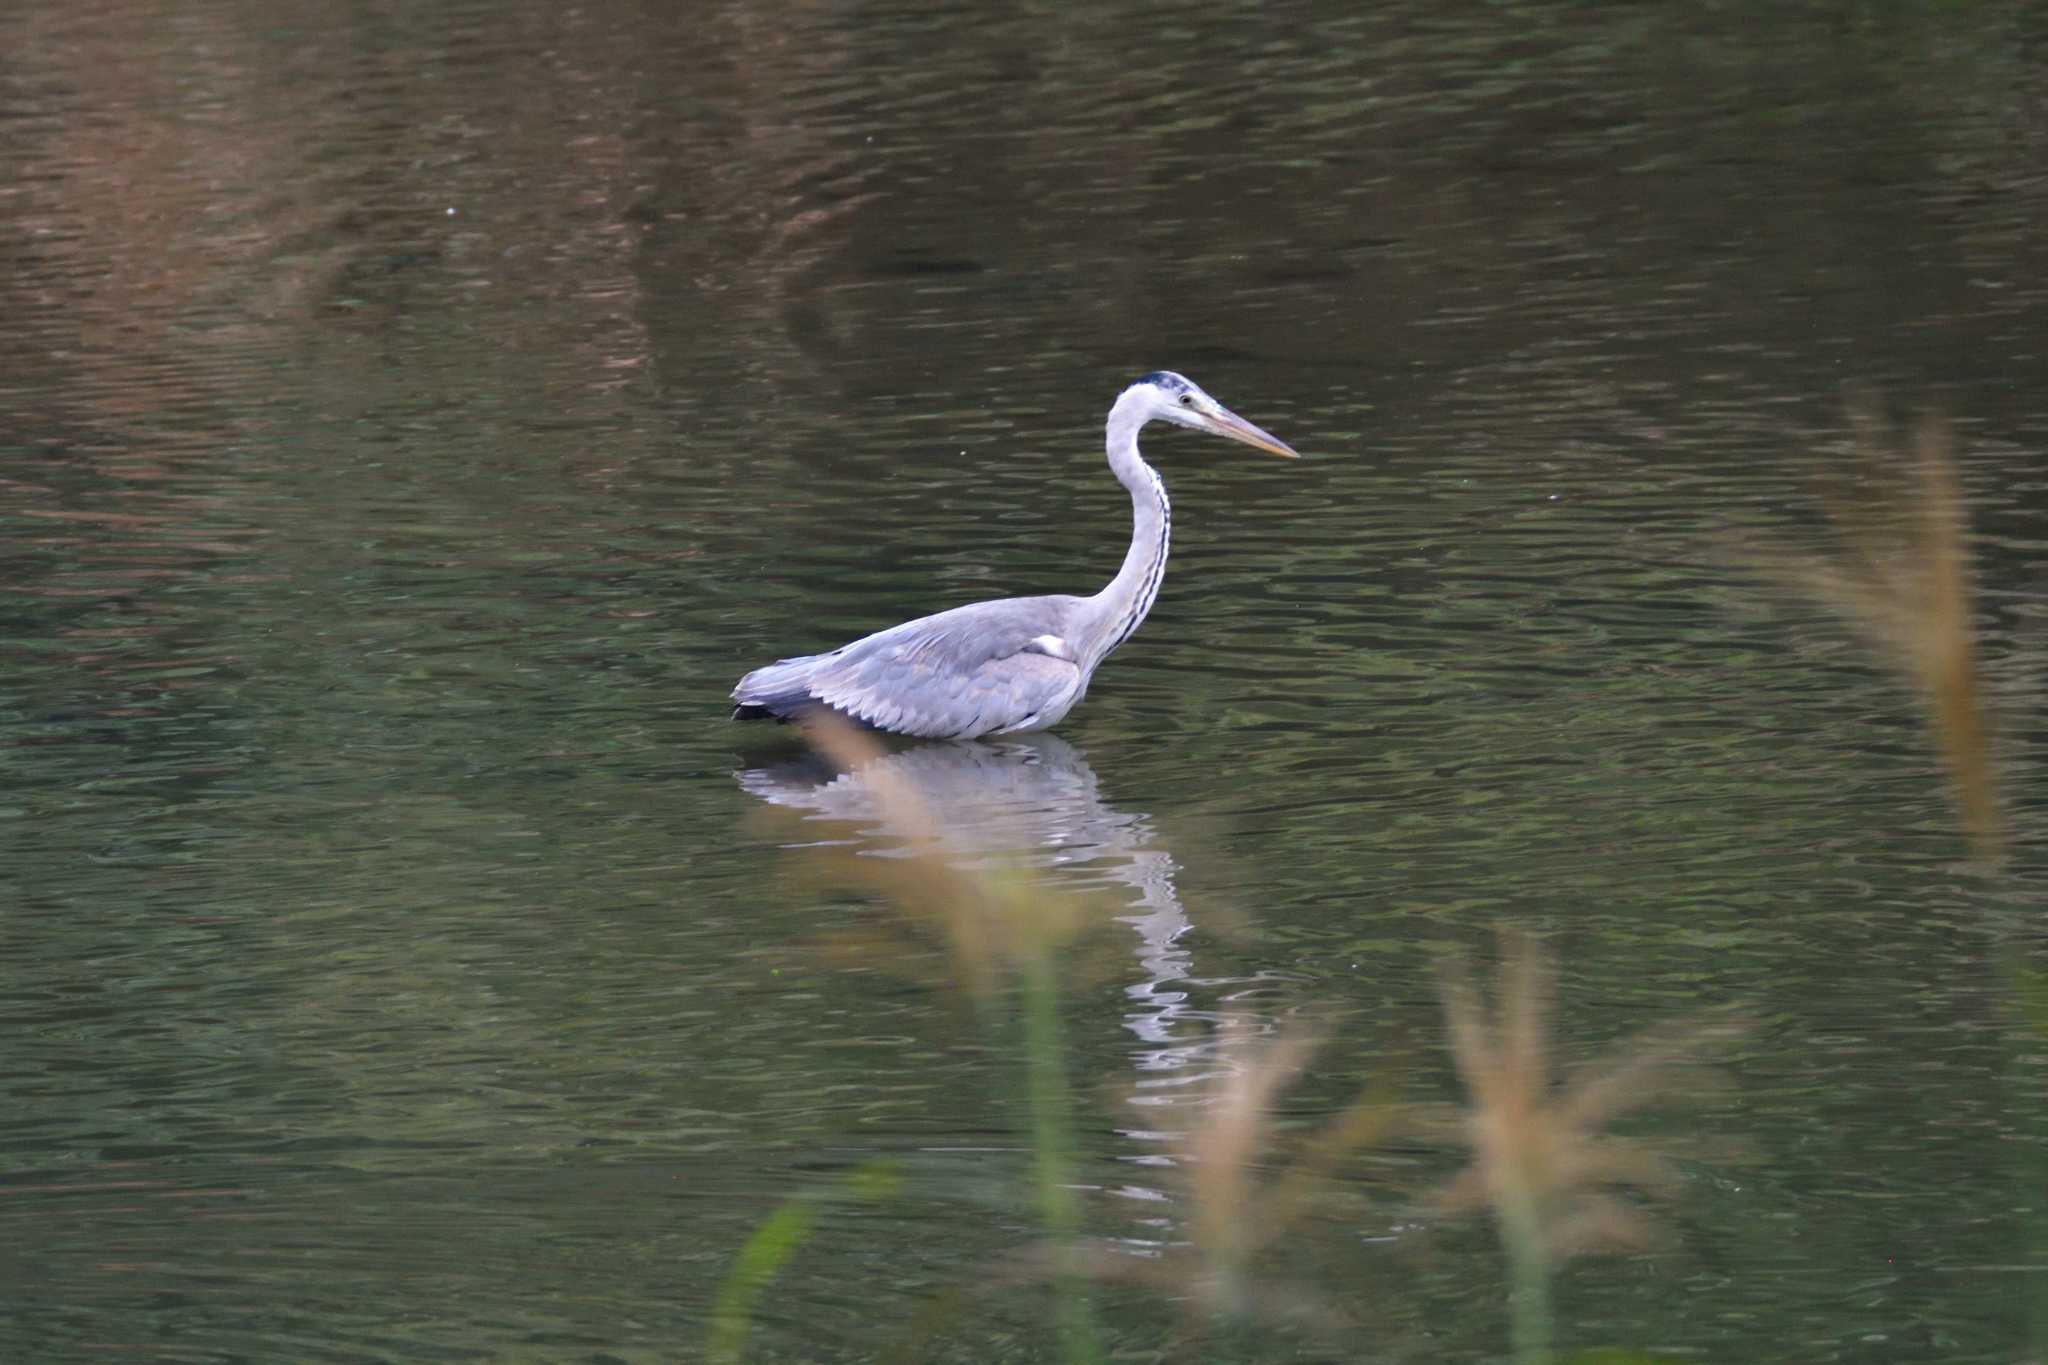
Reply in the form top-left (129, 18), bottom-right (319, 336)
top-left (730, 371), bottom-right (1298, 738)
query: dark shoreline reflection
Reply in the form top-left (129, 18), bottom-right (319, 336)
top-left (736, 734), bottom-right (1198, 1058)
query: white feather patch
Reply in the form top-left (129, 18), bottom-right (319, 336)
top-left (1026, 634), bottom-right (1073, 660)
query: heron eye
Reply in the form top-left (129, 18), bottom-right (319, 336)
top-left (1178, 394), bottom-right (1195, 408)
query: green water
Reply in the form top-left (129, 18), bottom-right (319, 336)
top-left (5, 1), bottom-right (2046, 1360)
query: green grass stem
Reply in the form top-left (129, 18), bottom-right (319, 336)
top-left (1020, 947), bottom-right (1103, 1365)
top-left (708, 1161), bottom-right (901, 1365)
top-left (1500, 1190), bottom-right (1554, 1365)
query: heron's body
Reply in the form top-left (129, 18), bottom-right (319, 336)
top-left (731, 372), bottom-right (1295, 739)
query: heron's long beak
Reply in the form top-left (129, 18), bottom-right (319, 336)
top-left (1204, 407), bottom-right (1300, 459)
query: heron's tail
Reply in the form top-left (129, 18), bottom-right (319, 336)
top-left (730, 653), bottom-right (828, 723)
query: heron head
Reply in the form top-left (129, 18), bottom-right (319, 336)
top-left (1131, 370), bottom-right (1299, 458)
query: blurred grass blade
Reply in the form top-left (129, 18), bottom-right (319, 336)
top-left (707, 1200), bottom-right (818, 1365)
top-left (707, 1160), bottom-right (902, 1365)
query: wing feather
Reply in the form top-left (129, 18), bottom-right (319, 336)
top-left (798, 598), bottom-right (1085, 739)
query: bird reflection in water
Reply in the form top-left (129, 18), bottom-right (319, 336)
top-left (736, 731), bottom-right (1196, 1055)
top-left (737, 726), bottom-right (1397, 1336)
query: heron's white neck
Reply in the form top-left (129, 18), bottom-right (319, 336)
top-left (1080, 391), bottom-right (1171, 667)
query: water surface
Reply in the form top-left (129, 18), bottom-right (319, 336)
top-left (5, 1), bottom-right (2048, 1360)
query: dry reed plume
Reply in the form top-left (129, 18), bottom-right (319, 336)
top-left (1053, 1013), bottom-right (1400, 1344)
top-left (1430, 931), bottom-right (1740, 1252)
top-left (1176, 1016), bottom-right (1397, 1282)
top-left (1425, 930), bottom-right (1746, 1363)
top-left (761, 714), bottom-right (1115, 999)
top-left (1768, 400), bottom-right (2003, 861)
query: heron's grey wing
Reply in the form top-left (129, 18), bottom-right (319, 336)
top-left (806, 604), bottom-right (1085, 739)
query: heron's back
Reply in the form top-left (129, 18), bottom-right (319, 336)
top-left (732, 594), bottom-right (1093, 738)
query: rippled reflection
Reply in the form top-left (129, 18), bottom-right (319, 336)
top-left (738, 735), bottom-right (1199, 1056)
